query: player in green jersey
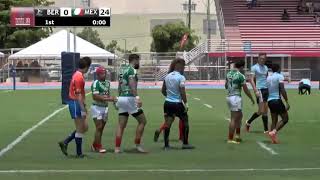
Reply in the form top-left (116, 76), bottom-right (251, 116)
top-left (90, 66), bottom-right (116, 153)
top-left (225, 60), bottom-right (255, 144)
top-left (114, 54), bottom-right (147, 153)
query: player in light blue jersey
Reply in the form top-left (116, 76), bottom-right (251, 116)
top-left (154, 66), bottom-right (184, 143)
top-left (161, 58), bottom-right (194, 150)
top-left (246, 53), bottom-right (269, 133)
top-left (266, 64), bottom-right (290, 144)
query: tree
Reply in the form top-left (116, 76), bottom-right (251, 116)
top-left (0, 0), bottom-right (53, 49)
top-left (105, 40), bottom-right (138, 54)
top-left (151, 21), bottom-right (200, 52)
top-left (77, 27), bottom-right (105, 49)
top-left (105, 40), bottom-right (118, 53)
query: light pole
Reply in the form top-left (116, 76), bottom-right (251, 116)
top-left (206, 0), bottom-right (211, 80)
top-left (182, 1), bottom-right (197, 28)
top-left (188, 0), bottom-right (191, 29)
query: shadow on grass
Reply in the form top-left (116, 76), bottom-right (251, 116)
top-left (248, 130), bottom-right (265, 134)
top-left (157, 139), bottom-right (181, 143)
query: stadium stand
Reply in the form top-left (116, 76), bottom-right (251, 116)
top-left (222, 0), bottom-right (320, 56)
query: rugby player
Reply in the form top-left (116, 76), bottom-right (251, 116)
top-left (267, 64), bottom-right (290, 144)
top-left (58, 57), bottom-right (92, 158)
top-left (114, 54), bottom-right (147, 153)
top-left (154, 64), bottom-right (185, 142)
top-left (90, 66), bottom-right (116, 153)
top-left (225, 60), bottom-right (255, 144)
top-left (298, 78), bottom-right (311, 95)
top-left (161, 58), bottom-right (194, 150)
top-left (246, 53), bottom-right (269, 133)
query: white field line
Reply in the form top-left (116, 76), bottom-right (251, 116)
top-left (0, 106), bottom-right (67, 157)
top-left (0, 90), bottom-right (13, 94)
top-left (0, 92), bottom-right (91, 157)
top-left (193, 97), bottom-right (201, 101)
top-left (1, 168), bottom-right (320, 173)
top-left (257, 141), bottom-right (279, 155)
top-left (203, 104), bottom-right (213, 109)
top-left (224, 117), bottom-right (231, 122)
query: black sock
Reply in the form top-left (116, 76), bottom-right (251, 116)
top-left (75, 133), bottom-right (83, 156)
top-left (164, 127), bottom-right (170, 147)
top-left (183, 125), bottom-right (189, 145)
top-left (262, 115), bottom-right (268, 131)
top-left (247, 112), bottom-right (260, 124)
top-left (63, 130), bottom-right (76, 145)
top-left (182, 117), bottom-right (190, 145)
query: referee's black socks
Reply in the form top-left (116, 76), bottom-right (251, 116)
top-left (262, 115), bottom-right (268, 132)
top-left (164, 127), bottom-right (170, 147)
top-left (247, 112), bottom-right (260, 124)
top-left (182, 123), bottom-right (189, 145)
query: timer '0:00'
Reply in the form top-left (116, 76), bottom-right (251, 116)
top-left (92, 20), bottom-right (107, 26)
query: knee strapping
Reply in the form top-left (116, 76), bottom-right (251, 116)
top-left (75, 132), bottom-right (83, 138)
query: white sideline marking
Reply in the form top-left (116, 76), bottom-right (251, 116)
top-left (0, 90), bottom-right (13, 94)
top-left (257, 141), bottom-right (278, 155)
top-left (204, 104), bottom-right (213, 109)
top-left (224, 117), bottom-right (231, 122)
top-left (193, 98), bottom-right (201, 101)
top-left (1, 168), bottom-right (320, 173)
top-left (0, 93), bottom-right (91, 157)
top-left (0, 106), bottom-right (67, 157)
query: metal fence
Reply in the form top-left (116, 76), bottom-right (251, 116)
top-left (0, 52), bottom-right (314, 84)
top-left (283, 69), bottom-right (312, 81)
top-left (0, 51), bottom-right (126, 83)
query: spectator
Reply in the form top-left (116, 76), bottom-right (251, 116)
top-left (315, 12), bottom-right (320, 24)
top-left (314, 2), bottom-right (320, 12)
top-left (247, 0), bottom-right (253, 9)
top-left (297, 0), bottom-right (308, 14)
top-left (297, 5), bottom-right (302, 14)
top-left (306, 1), bottom-right (314, 14)
top-left (281, 9), bottom-right (290, 21)
top-left (252, 0), bottom-right (258, 7)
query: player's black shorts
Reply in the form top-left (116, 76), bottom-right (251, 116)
top-left (300, 84), bottom-right (311, 90)
top-left (163, 101), bottom-right (187, 118)
top-left (268, 99), bottom-right (286, 114)
top-left (256, 88), bottom-right (269, 103)
top-left (300, 84), bottom-right (311, 89)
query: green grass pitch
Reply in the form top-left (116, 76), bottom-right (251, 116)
top-left (0, 89), bottom-right (320, 180)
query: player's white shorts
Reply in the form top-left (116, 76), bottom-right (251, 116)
top-left (91, 105), bottom-right (108, 121)
top-left (226, 95), bottom-right (242, 112)
top-left (116, 96), bottom-right (139, 114)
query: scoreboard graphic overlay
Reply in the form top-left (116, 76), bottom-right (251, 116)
top-left (10, 7), bottom-right (111, 27)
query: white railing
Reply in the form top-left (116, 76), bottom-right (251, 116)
top-left (207, 39), bottom-right (320, 52)
top-left (184, 42), bottom-right (207, 64)
top-left (183, 38), bottom-right (320, 64)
